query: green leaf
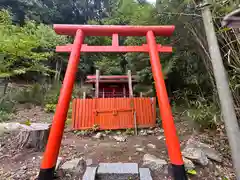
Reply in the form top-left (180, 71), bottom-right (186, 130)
top-left (21, 119), bottom-right (31, 126)
top-left (187, 169), bottom-right (197, 175)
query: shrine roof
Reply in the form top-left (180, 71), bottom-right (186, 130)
top-left (85, 75), bottom-right (138, 84)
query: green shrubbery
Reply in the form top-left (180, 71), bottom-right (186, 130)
top-left (186, 100), bottom-right (220, 130)
top-left (15, 84), bottom-right (45, 105)
top-left (44, 104), bottom-right (56, 113)
top-left (0, 110), bottom-right (12, 122)
top-left (0, 93), bottom-right (15, 122)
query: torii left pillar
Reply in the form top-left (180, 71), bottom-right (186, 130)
top-left (38, 25), bottom-right (188, 180)
top-left (38, 29), bottom-right (84, 179)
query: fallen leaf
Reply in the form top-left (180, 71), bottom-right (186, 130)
top-left (187, 169), bottom-right (197, 175)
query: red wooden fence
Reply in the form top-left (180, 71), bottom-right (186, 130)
top-left (72, 97), bottom-right (156, 130)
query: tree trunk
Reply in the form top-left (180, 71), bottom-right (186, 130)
top-left (3, 79), bottom-right (8, 95)
top-left (201, 6), bottom-right (240, 178)
top-left (17, 123), bottom-right (50, 151)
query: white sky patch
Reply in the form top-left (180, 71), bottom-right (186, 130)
top-left (147, 0), bottom-right (156, 3)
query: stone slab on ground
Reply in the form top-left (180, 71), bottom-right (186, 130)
top-left (139, 168), bottom-right (152, 180)
top-left (82, 166), bottom-right (98, 180)
top-left (186, 137), bottom-right (222, 162)
top-left (97, 163), bottom-right (139, 180)
top-left (183, 157), bottom-right (195, 170)
top-left (0, 122), bottom-right (50, 131)
top-left (60, 158), bottom-right (85, 173)
top-left (112, 135), bottom-right (127, 142)
top-left (182, 147), bottom-right (209, 166)
top-left (55, 157), bottom-right (63, 171)
top-left (143, 154), bottom-right (167, 171)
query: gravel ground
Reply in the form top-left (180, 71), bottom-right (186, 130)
top-left (0, 106), bottom-right (236, 180)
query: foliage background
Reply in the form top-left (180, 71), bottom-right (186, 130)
top-left (0, 0), bottom-right (239, 128)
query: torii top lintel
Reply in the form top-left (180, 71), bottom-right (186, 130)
top-left (53, 24), bottom-right (175, 37)
top-left (39, 24), bottom-right (188, 180)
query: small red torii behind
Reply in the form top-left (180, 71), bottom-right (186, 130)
top-left (38, 25), bottom-right (188, 180)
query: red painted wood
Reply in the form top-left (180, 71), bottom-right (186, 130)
top-left (56, 44), bottom-right (172, 53)
top-left (54, 24), bottom-right (175, 36)
top-left (147, 31), bottom-right (183, 165)
top-left (40, 29), bottom-right (84, 169)
top-left (112, 34), bottom-right (119, 46)
top-left (72, 98), bottom-right (156, 130)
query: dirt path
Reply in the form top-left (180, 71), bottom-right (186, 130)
top-left (0, 106), bottom-right (236, 180)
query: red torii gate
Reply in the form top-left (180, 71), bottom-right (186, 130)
top-left (38, 25), bottom-right (188, 180)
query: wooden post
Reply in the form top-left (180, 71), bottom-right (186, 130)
top-left (95, 70), bottom-right (100, 98)
top-left (140, 92), bottom-right (143, 97)
top-left (201, 3), bottom-right (240, 178)
top-left (123, 85), bottom-right (126, 98)
top-left (83, 92), bottom-right (86, 99)
top-left (128, 70), bottom-right (133, 97)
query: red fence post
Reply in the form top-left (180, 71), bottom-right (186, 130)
top-left (38, 29), bottom-right (84, 180)
top-left (146, 31), bottom-right (187, 180)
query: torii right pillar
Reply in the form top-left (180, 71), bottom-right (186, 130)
top-left (147, 30), bottom-right (187, 180)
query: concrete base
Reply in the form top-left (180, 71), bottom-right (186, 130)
top-left (97, 163), bottom-right (139, 180)
top-left (139, 168), bottom-right (152, 180)
top-left (82, 167), bottom-right (97, 180)
top-left (82, 163), bottom-right (153, 180)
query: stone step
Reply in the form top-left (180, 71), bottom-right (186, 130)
top-left (82, 163), bottom-right (153, 180)
top-left (97, 163), bottom-right (139, 180)
top-left (82, 167), bottom-right (98, 180)
top-left (139, 168), bottom-right (152, 180)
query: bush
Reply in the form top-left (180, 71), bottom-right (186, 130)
top-left (186, 100), bottom-right (220, 130)
top-left (0, 92), bottom-right (15, 122)
top-left (125, 128), bottom-right (135, 135)
top-left (43, 83), bottom-right (61, 105)
top-left (0, 110), bottom-right (11, 122)
top-left (0, 95), bottom-right (15, 113)
top-left (44, 104), bottom-right (56, 113)
top-left (15, 84), bottom-right (45, 105)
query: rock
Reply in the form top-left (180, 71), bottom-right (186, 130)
top-left (186, 137), bottom-right (222, 162)
top-left (147, 143), bottom-right (156, 149)
top-left (202, 147), bottom-right (222, 162)
top-left (86, 159), bottom-right (93, 166)
top-left (134, 144), bottom-right (141, 148)
top-left (60, 158), bottom-right (86, 173)
top-left (157, 136), bottom-right (164, 140)
top-left (182, 147), bottom-right (208, 166)
top-left (143, 154), bottom-right (167, 171)
top-left (139, 129), bottom-right (147, 136)
top-left (21, 166), bottom-right (27, 170)
top-left (162, 165), bottom-right (171, 175)
top-left (158, 128), bottom-right (164, 133)
top-left (83, 167), bottom-right (97, 180)
top-left (136, 147), bottom-right (145, 152)
top-left (113, 135), bottom-right (126, 142)
top-left (139, 168), bottom-right (153, 180)
top-left (55, 157), bottom-right (63, 171)
top-left (183, 157), bottom-right (195, 170)
top-left (93, 132), bottom-right (103, 139)
top-left (0, 125), bottom-right (7, 136)
top-left (196, 142), bottom-right (222, 162)
top-left (0, 122), bottom-right (50, 132)
top-left (147, 130), bottom-right (154, 134)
